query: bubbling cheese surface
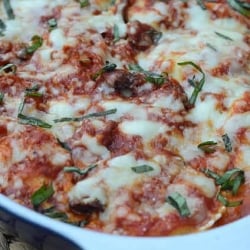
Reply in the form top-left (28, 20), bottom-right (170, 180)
top-left (0, 0), bottom-right (249, 236)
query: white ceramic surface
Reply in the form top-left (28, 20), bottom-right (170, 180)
top-left (0, 194), bottom-right (249, 250)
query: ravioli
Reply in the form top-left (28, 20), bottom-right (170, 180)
top-left (0, 0), bottom-right (249, 236)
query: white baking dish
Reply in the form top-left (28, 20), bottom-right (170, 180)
top-left (0, 194), bottom-right (249, 250)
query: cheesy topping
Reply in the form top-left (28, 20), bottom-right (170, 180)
top-left (0, 0), bottom-right (249, 236)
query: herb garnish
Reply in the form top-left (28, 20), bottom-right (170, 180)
top-left (216, 168), bottom-right (245, 195)
top-left (18, 35), bottom-right (43, 59)
top-left (198, 141), bottom-right (217, 153)
top-left (203, 168), bottom-right (245, 194)
top-left (17, 85), bottom-right (50, 128)
top-left (3, 0), bottom-right (15, 19)
top-left (131, 164), bottom-right (154, 173)
top-left (18, 113), bottom-right (52, 128)
top-left (217, 193), bottom-right (242, 207)
top-left (203, 168), bottom-right (245, 207)
top-left (166, 192), bottom-right (191, 217)
top-left (57, 138), bottom-right (71, 151)
top-left (227, 0), bottom-right (250, 17)
top-left (113, 24), bottom-right (120, 43)
top-left (18, 97), bottom-right (25, 114)
top-left (214, 31), bottom-right (233, 41)
top-left (0, 19), bottom-right (6, 36)
top-left (25, 84), bottom-right (43, 97)
top-left (145, 29), bottom-right (162, 45)
top-left (0, 93), bottom-right (4, 105)
top-left (31, 183), bottom-right (54, 207)
top-left (75, 0), bottom-right (90, 8)
top-left (54, 108), bottom-right (117, 123)
top-left (128, 64), bottom-right (166, 85)
top-left (222, 133), bottom-right (232, 152)
top-left (92, 62), bottom-right (117, 80)
top-left (203, 168), bottom-right (221, 180)
top-left (64, 164), bottom-right (97, 175)
top-left (26, 35), bottom-right (43, 54)
top-left (197, 0), bottom-right (206, 10)
top-left (41, 206), bottom-right (88, 226)
top-left (177, 61), bottom-right (205, 105)
top-left (206, 43), bottom-right (217, 51)
top-left (48, 18), bottom-right (57, 31)
top-left (42, 206), bottom-right (68, 221)
top-left (0, 63), bottom-right (17, 74)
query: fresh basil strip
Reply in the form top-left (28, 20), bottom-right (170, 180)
top-left (198, 141), bottom-right (217, 153)
top-left (0, 19), bottom-right (6, 36)
top-left (214, 31), bottom-right (233, 41)
top-left (64, 164), bottom-right (97, 175)
top-left (222, 133), bottom-right (232, 152)
top-left (128, 64), bottom-right (144, 72)
top-left (231, 174), bottom-right (244, 195)
top-left (203, 167), bottom-right (244, 207)
top-left (42, 206), bottom-right (68, 220)
top-left (92, 62), bottom-right (117, 80)
top-left (31, 184), bottom-right (54, 207)
top-left (110, 0), bottom-right (116, 5)
top-left (177, 61), bottom-right (205, 105)
top-left (166, 192), bottom-right (191, 217)
top-left (48, 18), bottom-right (57, 31)
top-left (18, 113), bottom-right (52, 128)
top-left (197, 0), bottom-right (206, 10)
top-left (54, 108), bottom-right (117, 123)
top-left (42, 206), bottom-right (87, 226)
top-left (25, 84), bottom-right (43, 97)
top-left (75, 0), bottom-right (90, 8)
top-left (113, 24), bottom-right (120, 43)
top-left (0, 63), bottom-right (17, 74)
top-left (57, 138), bottom-right (71, 151)
top-left (3, 0), bottom-right (15, 19)
top-left (206, 43), bottom-right (217, 51)
top-left (216, 168), bottom-right (245, 195)
top-left (227, 0), bottom-right (250, 17)
top-left (145, 72), bottom-right (166, 85)
top-left (145, 29), bottom-right (162, 44)
top-left (203, 167), bottom-right (245, 201)
top-left (239, 2), bottom-right (250, 8)
top-left (25, 92), bottom-right (42, 97)
top-left (26, 35), bottom-right (43, 54)
top-left (0, 92), bottom-right (4, 104)
top-left (18, 98), bottom-right (25, 114)
top-left (25, 85), bottom-right (40, 92)
top-left (217, 193), bottom-right (242, 207)
top-left (202, 168), bottom-right (220, 181)
top-left (128, 64), bottom-right (166, 85)
top-left (131, 164), bottom-right (154, 173)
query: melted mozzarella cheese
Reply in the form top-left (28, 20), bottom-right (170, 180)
top-left (82, 134), bottom-right (110, 158)
top-left (69, 177), bottom-right (107, 206)
top-left (119, 120), bottom-right (168, 142)
top-left (69, 152), bottom-right (161, 205)
top-left (152, 93), bottom-right (184, 111)
top-left (10, 140), bottom-right (27, 163)
top-left (105, 153), bottom-right (161, 189)
top-left (49, 28), bottom-right (76, 49)
top-left (101, 100), bottom-right (147, 120)
top-left (1, 0), bottom-right (249, 236)
top-left (48, 97), bottom-right (90, 118)
top-left (224, 112), bottom-right (250, 138)
top-left (179, 169), bottom-right (217, 198)
top-left (2, 0), bottom-right (68, 41)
